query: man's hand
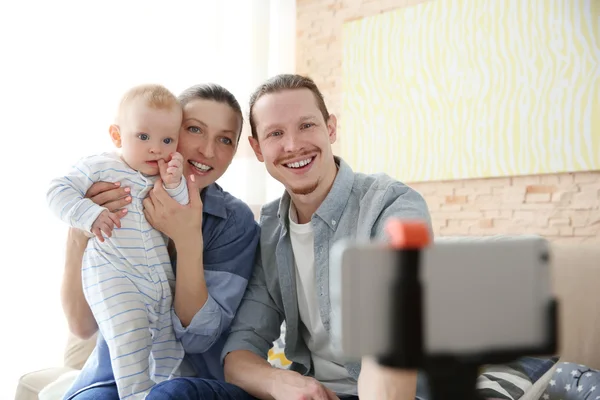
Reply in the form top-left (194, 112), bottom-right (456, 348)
top-left (270, 370), bottom-right (340, 400)
top-left (159, 152), bottom-right (184, 189)
top-left (90, 210), bottom-right (121, 242)
top-left (358, 357), bottom-right (418, 400)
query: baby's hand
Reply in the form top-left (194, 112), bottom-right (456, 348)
top-left (160, 152), bottom-right (184, 189)
top-left (91, 210), bottom-right (121, 242)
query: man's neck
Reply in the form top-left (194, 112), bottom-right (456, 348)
top-left (289, 159), bottom-right (338, 225)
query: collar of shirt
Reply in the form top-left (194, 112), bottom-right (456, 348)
top-left (201, 183), bottom-right (228, 219)
top-left (277, 156), bottom-right (354, 231)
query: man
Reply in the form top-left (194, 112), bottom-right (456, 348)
top-left (221, 74), bottom-right (430, 399)
top-left (164, 73), bottom-right (426, 400)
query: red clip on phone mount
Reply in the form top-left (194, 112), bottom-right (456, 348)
top-left (378, 219), bottom-right (558, 400)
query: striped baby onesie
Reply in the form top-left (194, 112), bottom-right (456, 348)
top-left (47, 151), bottom-right (187, 400)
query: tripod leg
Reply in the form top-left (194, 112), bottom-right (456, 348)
top-left (425, 361), bottom-right (482, 400)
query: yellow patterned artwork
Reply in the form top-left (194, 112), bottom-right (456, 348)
top-left (341, 0), bottom-right (600, 182)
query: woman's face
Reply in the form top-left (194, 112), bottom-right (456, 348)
top-left (177, 99), bottom-right (242, 189)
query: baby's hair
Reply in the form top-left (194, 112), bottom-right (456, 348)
top-left (116, 84), bottom-right (181, 123)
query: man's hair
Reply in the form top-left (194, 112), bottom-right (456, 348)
top-left (117, 84), bottom-right (180, 123)
top-left (248, 74), bottom-right (330, 140)
top-left (178, 83), bottom-right (244, 143)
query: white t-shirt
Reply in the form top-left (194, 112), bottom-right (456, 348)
top-left (289, 203), bottom-right (357, 396)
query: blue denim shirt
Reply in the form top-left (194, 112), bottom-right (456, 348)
top-left (64, 183), bottom-right (260, 399)
top-left (221, 157), bottom-right (432, 390)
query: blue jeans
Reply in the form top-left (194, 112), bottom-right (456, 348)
top-left (69, 378), bottom-right (256, 400)
top-left (70, 379), bottom-right (361, 399)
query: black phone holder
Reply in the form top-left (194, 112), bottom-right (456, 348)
top-left (376, 249), bottom-right (558, 400)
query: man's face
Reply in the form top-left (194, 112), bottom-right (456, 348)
top-left (249, 88), bottom-right (337, 196)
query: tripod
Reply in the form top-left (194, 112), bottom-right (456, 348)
top-left (376, 246), bottom-right (558, 400)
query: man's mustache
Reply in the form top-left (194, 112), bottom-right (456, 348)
top-left (276, 149), bottom-right (320, 165)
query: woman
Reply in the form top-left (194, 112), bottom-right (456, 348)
top-left (61, 84), bottom-right (260, 400)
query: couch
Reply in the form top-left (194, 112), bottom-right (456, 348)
top-left (15, 242), bottom-right (600, 400)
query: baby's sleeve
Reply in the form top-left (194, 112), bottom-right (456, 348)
top-left (164, 177), bottom-right (189, 206)
top-left (46, 157), bottom-right (106, 232)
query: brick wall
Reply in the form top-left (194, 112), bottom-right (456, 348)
top-left (296, 0), bottom-right (600, 243)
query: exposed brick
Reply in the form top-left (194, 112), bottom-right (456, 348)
top-left (574, 172), bottom-right (600, 183)
top-left (549, 237), bottom-right (590, 245)
top-left (560, 174), bottom-right (575, 184)
top-left (456, 186), bottom-right (492, 196)
top-left (525, 193), bottom-right (551, 203)
top-left (526, 185), bottom-right (556, 194)
top-left (512, 175), bottom-right (541, 185)
top-left (574, 225), bottom-right (600, 236)
top-left (569, 210), bottom-right (594, 227)
top-left (578, 182), bottom-right (600, 197)
top-left (460, 211), bottom-right (485, 219)
top-left (492, 219), bottom-right (513, 228)
top-left (551, 191), bottom-right (574, 205)
top-left (537, 226), bottom-right (561, 236)
top-left (571, 191), bottom-right (599, 209)
top-left (559, 227), bottom-right (575, 236)
top-left (469, 178), bottom-right (511, 188)
top-left (516, 203), bottom-right (558, 210)
top-left (513, 210), bottom-right (535, 222)
top-left (548, 218), bottom-right (571, 227)
top-left (499, 188), bottom-right (526, 203)
top-left (540, 174), bottom-right (561, 184)
top-left (474, 194), bottom-right (495, 203)
top-left (479, 219), bottom-right (494, 228)
top-left (439, 204), bottom-right (462, 211)
top-left (445, 195), bottom-right (468, 204)
top-left (483, 210), bottom-right (513, 219)
top-left (439, 226), bottom-right (468, 236)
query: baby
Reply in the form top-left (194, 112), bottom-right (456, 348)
top-left (47, 84), bottom-right (187, 399)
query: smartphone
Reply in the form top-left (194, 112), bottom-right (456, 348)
top-left (330, 236), bottom-right (553, 361)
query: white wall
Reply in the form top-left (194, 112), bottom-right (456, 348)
top-left (0, 0), bottom-right (295, 397)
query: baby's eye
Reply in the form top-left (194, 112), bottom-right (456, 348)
top-left (163, 138), bottom-right (173, 144)
top-left (138, 133), bottom-right (149, 141)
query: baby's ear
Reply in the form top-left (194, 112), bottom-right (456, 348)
top-left (109, 125), bottom-right (122, 148)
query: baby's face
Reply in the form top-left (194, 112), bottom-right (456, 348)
top-left (118, 100), bottom-right (182, 176)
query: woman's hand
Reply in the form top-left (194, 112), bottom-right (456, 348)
top-left (143, 174), bottom-right (203, 245)
top-left (85, 181), bottom-right (131, 214)
top-left (70, 182), bottom-right (130, 242)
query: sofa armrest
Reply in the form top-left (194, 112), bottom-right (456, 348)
top-left (64, 332), bottom-right (97, 370)
top-left (15, 367), bottom-right (75, 400)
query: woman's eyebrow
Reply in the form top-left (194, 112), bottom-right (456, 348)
top-left (183, 118), bottom-right (207, 127)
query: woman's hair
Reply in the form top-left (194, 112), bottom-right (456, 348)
top-left (178, 83), bottom-right (244, 143)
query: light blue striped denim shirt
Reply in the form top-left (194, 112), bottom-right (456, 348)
top-left (221, 156), bottom-right (432, 395)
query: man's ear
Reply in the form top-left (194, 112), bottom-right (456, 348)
top-left (248, 136), bottom-right (264, 162)
top-left (109, 125), bottom-right (122, 148)
top-left (327, 114), bottom-right (337, 144)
